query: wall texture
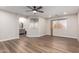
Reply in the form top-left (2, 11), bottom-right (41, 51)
top-left (0, 11), bottom-right (19, 41)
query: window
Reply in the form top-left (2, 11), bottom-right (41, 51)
top-left (53, 20), bottom-right (67, 29)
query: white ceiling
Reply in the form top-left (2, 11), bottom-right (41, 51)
top-left (0, 6), bottom-right (79, 18)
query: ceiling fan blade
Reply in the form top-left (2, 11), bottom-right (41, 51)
top-left (27, 6), bottom-right (33, 9)
top-left (37, 6), bottom-right (42, 9)
top-left (37, 10), bottom-right (44, 13)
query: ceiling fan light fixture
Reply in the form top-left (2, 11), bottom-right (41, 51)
top-left (64, 12), bottom-right (67, 15)
top-left (33, 10), bottom-right (37, 14)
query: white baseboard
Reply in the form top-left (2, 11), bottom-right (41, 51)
top-left (53, 35), bottom-right (77, 39)
top-left (0, 37), bottom-right (19, 42)
top-left (27, 35), bottom-right (40, 37)
top-left (27, 34), bottom-right (46, 37)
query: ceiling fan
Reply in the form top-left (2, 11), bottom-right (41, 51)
top-left (26, 6), bottom-right (44, 14)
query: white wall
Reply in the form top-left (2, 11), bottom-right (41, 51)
top-left (20, 17), bottom-right (47, 37)
top-left (0, 10), bottom-right (19, 41)
top-left (26, 18), bottom-right (39, 37)
top-left (46, 20), bottom-right (51, 35)
top-left (38, 18), bottom-right (47, 36)
top-left (46, 14), bottom-right (78, 39)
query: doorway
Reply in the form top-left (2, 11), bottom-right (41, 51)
top-left (19, 17), bottom-right (27, 37)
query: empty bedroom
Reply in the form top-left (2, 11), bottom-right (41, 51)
top-left (0, 6), bottom-right (79, 53)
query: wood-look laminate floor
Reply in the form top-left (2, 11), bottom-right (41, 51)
top-left (0, 35), bottom-right (79, 53)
